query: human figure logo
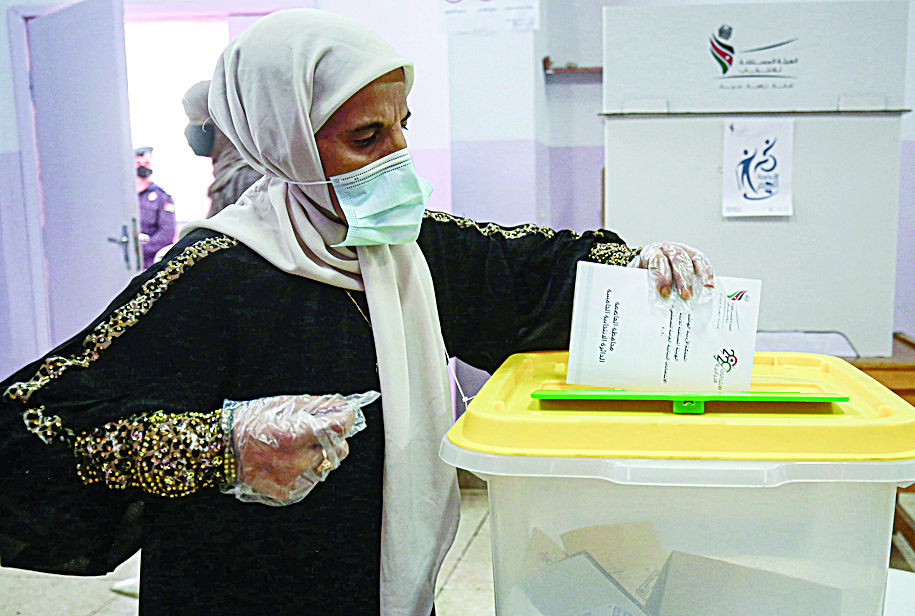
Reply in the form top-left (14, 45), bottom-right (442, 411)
top-left (736, 137), bottom-right (779, 201)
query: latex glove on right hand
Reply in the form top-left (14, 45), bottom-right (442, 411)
top-left (629, 242), bottom-right (716, 307)
top-left (222, 391), bottom-right (378, 506)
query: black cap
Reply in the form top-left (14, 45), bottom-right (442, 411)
top-left (134, 146), bottom-right (153, 156)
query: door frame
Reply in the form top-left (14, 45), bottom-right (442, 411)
top-left (4, 4), bottom-right (59, 368)
top-left (1, 0), bottom-right (301, 377)
top-left (123, 1), bottom-right (305, 21)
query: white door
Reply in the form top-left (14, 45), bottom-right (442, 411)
top-left (26, 0), bottom-right (139, 347)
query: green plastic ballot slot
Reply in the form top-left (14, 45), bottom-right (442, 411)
top-left (530, 390), bottom-right (850, 414)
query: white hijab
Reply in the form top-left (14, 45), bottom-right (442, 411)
top-left (181, 10), bottom-right (460, 615)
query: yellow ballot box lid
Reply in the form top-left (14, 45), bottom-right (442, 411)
top-left (446, 351), bottom-right (915, 462)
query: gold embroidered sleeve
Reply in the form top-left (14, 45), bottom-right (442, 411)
top-left (423, 210), bottom-right (562, 240)
top-left (587, 243), bottom-right (641, 267)
top-left (423, 211), bottom-right (638, 265)
top-left (74, 409), bottom-right (235, 498)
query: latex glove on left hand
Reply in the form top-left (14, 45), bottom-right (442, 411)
top-left (224, 391), bottom-right (377, 506)
top-left (629, 242), bottom-right (716, 305)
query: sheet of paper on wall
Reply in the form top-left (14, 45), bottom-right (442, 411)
top-left (722, 118), bottom-right (794, 217)
top-left (439, 0), bottom-right (540, 34)
top-left (567, 262), bottom-right (761, 392)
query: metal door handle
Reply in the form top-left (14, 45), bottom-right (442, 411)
top-left (107, 224), bottom-right (130, 270)
top-left (132, 218), bottom-right (142, 271)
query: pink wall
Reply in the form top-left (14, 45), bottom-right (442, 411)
top-left (548, 145), bottom-right (604, 234)
top-left (412, 147), bottom-right (452, 214)
top-left (450, 140), bottom-right (539, 225)
top-left (0, 150), bottom-right (30, 379)
top-left (450, 141), bottom-right (607, 233)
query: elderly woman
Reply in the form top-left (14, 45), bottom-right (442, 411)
top-left (0, 9), bottom-right (713, 616)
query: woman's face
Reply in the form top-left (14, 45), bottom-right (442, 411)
top-left (315, 69), bottom-right (410, 219)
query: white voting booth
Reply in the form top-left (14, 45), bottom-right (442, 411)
top-left (601, 1), bottom-right (908, 357)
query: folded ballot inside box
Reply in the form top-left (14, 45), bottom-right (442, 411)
top-left (567, 262), bottom-right (761, 391)
top-left (521, 546), bottom-right (841, 616)
top-left (522, 551), bottom-right (650, 616)
top-left (645, 551), bottom-right (842, 616)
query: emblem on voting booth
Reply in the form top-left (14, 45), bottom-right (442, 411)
top-left (708, 24), bottom-right (799, 83)
top-left (709, 25), bottom-right (734, 74)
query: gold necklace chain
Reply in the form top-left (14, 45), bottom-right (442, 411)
top-left (345, 290), bottom-right (377, 374)
top-left (345, 290), bottom-right (372, 329)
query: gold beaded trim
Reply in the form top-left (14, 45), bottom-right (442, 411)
top-left (74, 409), bottom-right (225, 498)
top-left (423, 210), bottom-right (570, 240)
top-left (423, 211), bottom-right (636, 267)
top-left (23, 406), bottom-right (75, 445)
top-left (3, 236), bottom-right (237, 418)
top-left (220, 404), bottom-right (238, 486)
top-left (423, 211), bottom-right (629, 246)
top-left (587, 242), bottom-right (642, 267)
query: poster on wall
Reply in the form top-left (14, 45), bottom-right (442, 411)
top-left (440, 0), bottom-right (540, 34)
top-left (721, 118), bottom-right (794, 217)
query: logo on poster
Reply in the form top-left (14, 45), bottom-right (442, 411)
top-left (732, 131), bottom-right (779, 201)
top-left (709, 25), bottom-right (799, 90)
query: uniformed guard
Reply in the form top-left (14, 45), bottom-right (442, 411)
top-left (134, 146), bottom-right (177, 269)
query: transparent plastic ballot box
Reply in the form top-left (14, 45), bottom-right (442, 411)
top-left (439, 351), bottom-right (915, 616)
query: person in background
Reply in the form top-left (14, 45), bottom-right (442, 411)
top-left (134, 146), bottom-right (176, 268)
top-left (182, 81), bottom-right (263, 218)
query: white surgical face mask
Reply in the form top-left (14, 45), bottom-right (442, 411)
top-left (296, 149), bottom-right (432, 247)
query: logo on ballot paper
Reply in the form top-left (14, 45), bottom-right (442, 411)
top-left (727, 290), bottom-right (749, 301)
top-left (713, 348), bottom-right (738, 373)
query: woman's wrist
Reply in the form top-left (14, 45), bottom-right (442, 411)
top-left (587, 242), bottom-right (641, 267)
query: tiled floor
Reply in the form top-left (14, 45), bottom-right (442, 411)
top-left (0, 551), bottom-right (141, 616)
top-left (1, 489), bottom-right (912, 616)
top-left (436, 489), bottom-right (494, 616)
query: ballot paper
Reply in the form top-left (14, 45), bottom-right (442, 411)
top-left (560, 522), bottom-right (667, 605)
top-left (645, 551), bottom-right (841, 616)
top-left (521, 552), bottom-right (649, 616)
top-left (567, 263), bottom-right (761, 391)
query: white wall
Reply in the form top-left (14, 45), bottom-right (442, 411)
top-left (449, 31), bottom-right (538, 142)
top-left (0, 0), bottom-right (60, 153)
top-left (448, 29), bottom-right (547, 225)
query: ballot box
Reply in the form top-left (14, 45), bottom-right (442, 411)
top-left (439, 351), bottom-right (915, 616)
